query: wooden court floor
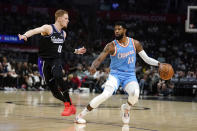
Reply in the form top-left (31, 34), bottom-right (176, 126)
top-left (0, 91), bottom-right (197, 131)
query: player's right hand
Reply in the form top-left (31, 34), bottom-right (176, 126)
top-left (89, 66), bottom-right (96, 75)
top-left (18, 34), bottom-right (27, 41)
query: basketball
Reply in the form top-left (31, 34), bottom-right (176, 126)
top-left (159, 63), bottom-right (174, 80)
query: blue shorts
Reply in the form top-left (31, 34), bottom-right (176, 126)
top-left (106, 70), bottom-right (138, 92)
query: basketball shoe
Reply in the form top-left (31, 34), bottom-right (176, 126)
top-left (74, 123), bottom-right (86, 131)
top-left (70, 104), bottom-right (76, 114)
top-left (75, 115), bottom-right (86, 124)
top-left (121, 104), bottom-right (130, 124)
top-left (61, 102), bottom-right (73, 116)
top-left (122, 124), bottom-right (129, 131)
top-left (69, 97), bottom-right (76, 114)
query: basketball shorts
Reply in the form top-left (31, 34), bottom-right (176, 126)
top-left (105, 71), bottom-right (138, 92)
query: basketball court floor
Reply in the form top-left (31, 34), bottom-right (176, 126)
top-left (0, 91), bottom-right (197, 131)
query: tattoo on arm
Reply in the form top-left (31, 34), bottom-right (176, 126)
top-left (91, 43), bottom-right (112, 68)
top-left (104, 44), bottom-right (110, 53)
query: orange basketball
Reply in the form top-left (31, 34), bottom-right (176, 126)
top-left (159, 63), bottom-right (174, 80)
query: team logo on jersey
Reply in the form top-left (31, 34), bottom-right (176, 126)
top-left (118, 50), bottom-right (134, 59)
top-left (51, 36), bottom-right (64, 44)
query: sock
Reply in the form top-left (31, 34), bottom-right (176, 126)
top-left (77, 107), bottom-right (90, 119)
top-left (125, 102), bottom-right (131, 110)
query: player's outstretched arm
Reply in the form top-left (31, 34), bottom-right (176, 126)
top-left (18, 24), bottom-right (51, 41)
top-left (89, 42), bottom-right (114, 75)
top-left (134, 39), bottom-right (160, 66)
top-left (74, 46), bottom-right (87, 54)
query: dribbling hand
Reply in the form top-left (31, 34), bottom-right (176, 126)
top-left (18, 34), bottom-right (27, 41)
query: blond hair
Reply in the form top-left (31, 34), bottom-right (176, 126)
top-left (55, 9), bottom-right (68, 21)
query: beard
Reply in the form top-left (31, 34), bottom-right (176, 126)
top-left (115, 34), bottom-right (124, 40)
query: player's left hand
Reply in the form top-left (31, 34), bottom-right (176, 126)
top-left (74, 46), bottom-right (86, 54)
top-left (18, 34), bottom-right (27, 41)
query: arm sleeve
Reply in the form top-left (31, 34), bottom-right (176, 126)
top-left (138, 50), bottom-right (159, 66)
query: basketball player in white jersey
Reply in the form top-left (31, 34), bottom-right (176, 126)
top-left (75, 21), bottom-right (164, 124)
top-left (18, 9), bottom-right (86, 116)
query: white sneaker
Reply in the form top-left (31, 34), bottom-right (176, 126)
top-left (75, 117), bottom-right (86, 124)
top-left (122, 124), bottom-right (129, 131)
top-left (74, 123), bottom-right (86, 131)
top-left (121, 104), bottom-right (130, 124)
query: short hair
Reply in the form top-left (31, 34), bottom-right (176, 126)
top-left (114, 21), bottom-right (127, 29)
top-left (55, 9), bottom-right (68, 21)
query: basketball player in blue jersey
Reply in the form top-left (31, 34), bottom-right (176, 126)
top-left (75, 21), bottom-right (164, 124)
top-left (18, 9), bottom-right (86, 116)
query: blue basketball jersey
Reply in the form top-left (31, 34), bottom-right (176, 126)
top-left (108, 37), bottom-right (137, 89)
top-left (110, 37), bottom-right (136, 74)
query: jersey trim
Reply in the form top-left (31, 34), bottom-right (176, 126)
top-left (131, 38), bottom-right (136, 52)
top-left (62, 31), bottom-right (66, 41)
top-left (116, 37), bottom-right (129, 47)
top-left (111, 41), bottom-right (117, 56)
top-left (52, 24), bottom-right (62, 33)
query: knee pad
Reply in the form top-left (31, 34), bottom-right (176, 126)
top-left (125, 81), bottom-right (140, 105)
top-left (90, 85), bottom-right (114, 108)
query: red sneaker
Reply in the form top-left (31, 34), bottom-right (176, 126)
top-left (61, 102), bottom-right (72, 116)
top-left (70, 104), bottom-right (76, 114)
top-left (69, 97), bottom-right (76, 114)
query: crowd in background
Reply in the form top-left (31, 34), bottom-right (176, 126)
top-left (0, 0), bottom-right (197, 96)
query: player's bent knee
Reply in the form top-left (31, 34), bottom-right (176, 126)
top-left (128, 94), bottom-right (139, 105)
top-left (125, 81), bottom-right (140, 105)
top-left (52, 65), bottom-right (63, 79)
top-left (128, 88), bottom-right (139, 105)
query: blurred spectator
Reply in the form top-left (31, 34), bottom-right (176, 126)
top-left (157, 79), bottom-right (174, 96)
top-left (67, 73), bottom-right (81, 91)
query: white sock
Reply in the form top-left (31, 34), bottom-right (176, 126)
top-left (125, 102), bottom-right (131, 110)
top-left (77, 108), bottom-right (90, 118)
